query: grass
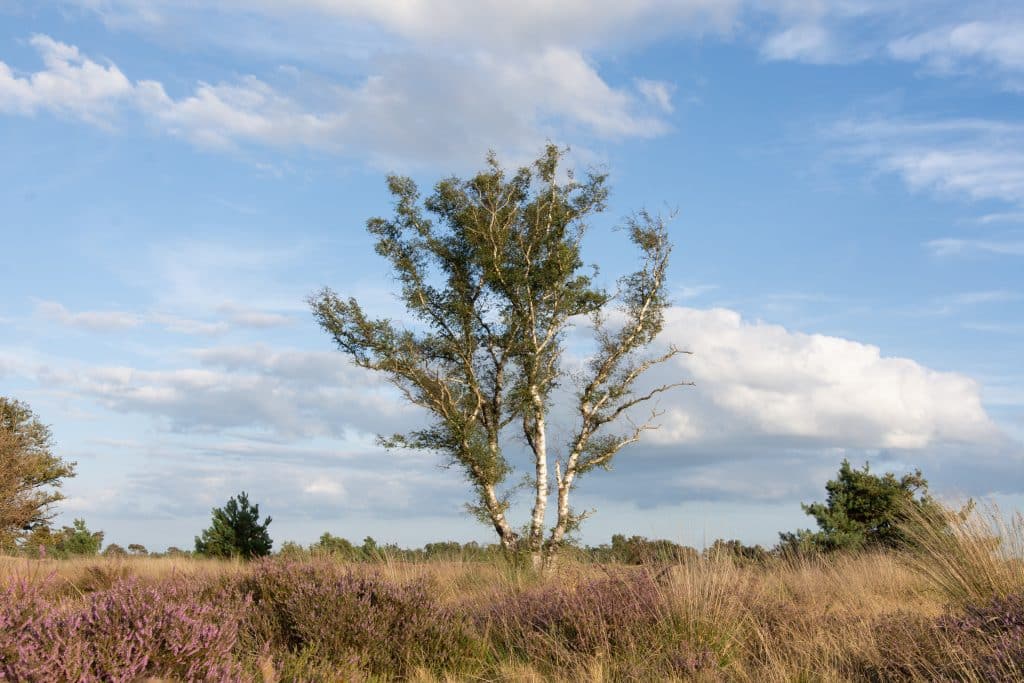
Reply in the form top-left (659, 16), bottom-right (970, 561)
top-left (2, 505), bottom-right (1023, 681)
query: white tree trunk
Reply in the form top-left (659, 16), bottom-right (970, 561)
top-left (528, 385), bottom-right (548, 569)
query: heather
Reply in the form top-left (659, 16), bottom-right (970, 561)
top-left (0, 573), bottom-right (248, 681)
top-left (2, 528), bottom-right (1023, 681)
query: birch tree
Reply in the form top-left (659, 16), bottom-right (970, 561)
top-left (311, 145), bottom-right (689, 568)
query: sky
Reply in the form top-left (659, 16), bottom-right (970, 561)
top-left (1, 0), bottom-right (1022, 552)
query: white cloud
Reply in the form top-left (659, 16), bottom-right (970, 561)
top-left (642, 307), bottom-right (1001, 450)
top-left (34, 344), bottom-right (414, 439)
top-left (36, 300), bottom-right (142, 331)
top-left (761, 24), bottom-right (836, 63)
top-left (150, 314), bottom-right (230, 336)
top-left (634, 78), bottom-right (675, 113)
top-left (216, 303), bottom-right (292, 329)
top-left (73, 0), bottom-right (740, 53)
top-left (133, 76), bottom-right (343, 150)
top-left (889, 21), bottom-right (1024, 75)
top-left (832, 118), bottom-right (1024, 207)
top-left (303, 478), bottom-right (343, 496)
top-left (31, 306), bottom-right (1002, 454)
top-left (946, 290), bottom-right (1019, 305)
top-left (0, 34), bottom-right (133, 124)
top-left (977, 211), bottom-right (1024, 224)
top-left (0, 34), bottom-right (675, 164)
top-left (926, 237), bottom-right (1024, 256)
top-left (34, 298), bottom-right (293, 336)
top-left (675, 284), bottom-right (719, 300)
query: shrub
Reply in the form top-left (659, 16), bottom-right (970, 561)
top-left (779, 459), bottom-right (943, 554)
top-left (937, 592), bottom-right (1024, 681)
top-left (0, 575), bottom-right (249, 681)
top-left (53, 518), bottom-right (104, 557)
top-left (705, 538), bottom-right (770, 565)
top-left (101, 543), bottom-right (127, 558)
top-left (195, 491), bottom-right (272, 559)
top-left (485, 571), bottom-right (717, 677)
top-left (240, 560), bottom-right (472, 676)
top-left (309, 532), bottom-right (359, 559)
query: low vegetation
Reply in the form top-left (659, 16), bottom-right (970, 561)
top-left (1, 502), bottom-right (1022, 681)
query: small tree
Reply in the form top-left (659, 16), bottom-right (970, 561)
top-left (194, 491), bottom-right (273, 559)
top-left (0, 397), bottom-right (76, 549)
top-left (311, 532), bottom-right (359, 559)
top-left (102, 543), bottom-right (127, 558)
top-left (127, 543), bottom-right (148, 556)
top-left (779, 459), bottom-right (942, 553)
top-left (311, 146), bottom-right (689, 568)
top-left (54, 518), bottom-right (103, 557)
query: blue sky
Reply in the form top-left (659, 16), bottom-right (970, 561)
top-left (1, 0), bottom-right (1022, 551)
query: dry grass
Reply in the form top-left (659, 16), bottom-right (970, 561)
top-left (2, 506), bottom-right (1022, 681)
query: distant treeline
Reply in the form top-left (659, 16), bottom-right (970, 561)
top-left (273, 532), bottom-right (770, 565)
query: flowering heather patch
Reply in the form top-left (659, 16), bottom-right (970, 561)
top-left (0, 575), bottom-right (249, 682)
top-left (240, 560), bottom-right (472, 676)
top-left (485, 570), bottom-right (718, 677)
top-left (936, 592), bottom-right (1024, 681)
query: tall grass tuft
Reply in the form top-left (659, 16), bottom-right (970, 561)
top-left (900, 501), bottom-right (1024, 604)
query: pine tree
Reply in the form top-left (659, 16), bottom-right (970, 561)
top-left (779, 459), bottom-right (943, 553)
top-left (194, 491), bottom-right (273, 559)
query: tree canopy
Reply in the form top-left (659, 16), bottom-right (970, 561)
top-left (0, 397), bottom-right (77, 549)
top-left (194, 491), bottom-right (273, 559)
top-left (779, 459), bottom-right (943, 553)
top-left (311, 145), bottom-right (688, 567)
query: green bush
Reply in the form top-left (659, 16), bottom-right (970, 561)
top-left (195, 492), bottom-right (272, 559)
top-left (779, 459), bottom-right (943, 554)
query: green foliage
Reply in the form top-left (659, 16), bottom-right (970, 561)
top-left (51, 518), bottom-right (104, 557)
top-left (582, 535), bottom-right (698, 565)
top-left (127, 543), bottom-right (148, 556)
top-left (102, 543), bottom-right (127, 558)
top-left (0, 397), bottom-right (77, 549)
top-left (780, 459), bottom-right (942, 554)
top-left (310, 532), bottom-right (360, 559)
top-left (310, 146), bottom-right (685, 562)
top-left (194, 491), bottom-right (273, 559)
top-left (277, 541), bottom-right (307, 559)
top-left (705, 539), bottom-right (770, 564)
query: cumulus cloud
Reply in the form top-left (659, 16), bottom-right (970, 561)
top-left (36, 300), bottom-right (142, 331)
top-left (640, 307), bottom-right (1001, 450)
top-left (31, 307), bottom-right (1006, 455)
top-left (0, 34), bottom-right (133, 124)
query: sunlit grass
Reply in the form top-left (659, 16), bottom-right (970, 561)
top-left (2, 503), bottom-right (1023, 681)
